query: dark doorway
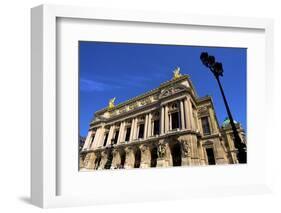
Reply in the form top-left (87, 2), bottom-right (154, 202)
top-left (171, 112), bottom-right (179, 130)
top-left (206, 148), bottom-right (216, 165)
top-left (120, 151), bottom-right (126, 169)
top-left (150, 146), bottom-right (158, 167)
top-left (171, 143), bottom-right (182, 166)
top-left (134, 148), bottom-right (141, 168)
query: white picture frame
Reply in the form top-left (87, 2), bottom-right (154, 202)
top-left (31, 4), bottom-right (274, 208)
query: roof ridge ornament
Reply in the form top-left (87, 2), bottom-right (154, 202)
top-left (173, 67), bottom-right (182, 79)
top-left (108, 97), bottom-right (116, 109)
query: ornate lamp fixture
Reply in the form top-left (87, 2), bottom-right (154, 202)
top-left (200, 52), bottom-right (247, 163)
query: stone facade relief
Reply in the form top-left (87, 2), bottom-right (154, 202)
top-left (98, 150), bottom-right (108, 170)
top-left (140, 144), bottom-right (151, 168)
top-left (181, 140), bottom-right (191, 158)
top-left (111, 149), bottom-right (121, 169)
top-left (124, 146), bottom-right (135, 169)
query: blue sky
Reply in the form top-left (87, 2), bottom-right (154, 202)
top-left (79, 41), bottom-right (246, 137)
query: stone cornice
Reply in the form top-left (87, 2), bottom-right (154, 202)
top-left (82, 129), bottom-right (200, 154)
top-left (200, 133), bottom-right (220, 140)
top-left (94, 75), bottom-right (190, 116)
top-left (90, 89), bottom-right (195, 129)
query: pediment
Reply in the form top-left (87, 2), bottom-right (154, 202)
top-left (159, 84), bottom-right (187, 98)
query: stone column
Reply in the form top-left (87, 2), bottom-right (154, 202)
top-left (96, 128), bottom-right (105, 148)
top-left (151, 120), bottom-right (154, 136)
top-left (165, 105), bottom-right (169, 133)
top-left (124, 146), bottom-right (135, 169)
top-left (83, 131), bottom-right (93, 150)
top-left (121, 121), bottom-right (126, 142)
top-left (117, 122), bottom-right (125, 144)
top-left (169, 113), bottom-right (172, 130)
top-left (208, 108), bottom-right (218, 134)
top-left (92, 128), bottom-right (102, 148)
top-left (189, 135), bottom-right (200, 165)
top-left (140, 144), bottom-right (151, 168)
top-left (194, 110), bottom-right (199, 131)
top-left (188, 99), bottom-right (195, 131)
top-left (198, 141), bottom-right (206, 165)
top-left (111, 149), bottom-right (121, 169)
top-left (180, 100), bottom-right (185, 129)
top-left (147, 113), bottom-right (152, 137)
top-left (160, 106), bottom-right (165, 135)
top-left (106, 125), bottom-right (115, 146)
top-left (184, 98), bottom-right (191, 130)
top-left (143, 114), bottom-right (148, 139)
top-left (129, 119), bottom-right (135, 141)
top-left (133, 118), bottom-right (138, 140)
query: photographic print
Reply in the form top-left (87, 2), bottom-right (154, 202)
top-left (79, 42), bottom-right (247, 171)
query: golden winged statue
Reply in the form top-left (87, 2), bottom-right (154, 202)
top-left (108, 97), bottom-right (116, 109)
top-left (173, 67), bottom-right (182, 79)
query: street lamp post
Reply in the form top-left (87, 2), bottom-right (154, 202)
top-left (200, 52), bottom-right (247, 164)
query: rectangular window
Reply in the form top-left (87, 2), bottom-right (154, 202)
top-left (138, 123), bottom-right (144, 139)
top-left (201, 116), bottom-right (211, 135)
top-left (153, 120), bottom-right (160, 135)
top-left (125, 127), bottom-right (131, 142)
top-left (113, 130), bottom-right (119, 144)
top-left (171, 112), bottom-right (179, 129)
top-left (206, 148), bottom-right (216, 165)
top-left (103, 133), bottom-right (108, 146)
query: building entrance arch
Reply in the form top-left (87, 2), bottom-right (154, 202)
top-left (170, 142), bottom-right (182, 166)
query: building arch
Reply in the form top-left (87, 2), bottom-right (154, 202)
top-left (169, 140), bottom-right (182, 166)
top-left (94, 152), bottom-right (102, 169)
top-left (119, 149), bottom-right (126, 169)
top-left (150, 145), bottom-right (158, 167)
top-left (134, 147), bottom-right (141, 168)
top-left (104, 149), bottom-right (113, 169)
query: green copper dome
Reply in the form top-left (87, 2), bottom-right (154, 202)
top-left (222, 117), bottom-right (237, 127)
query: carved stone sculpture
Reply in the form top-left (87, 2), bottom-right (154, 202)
top-left (157, 142), bottom-right (167, 159)
top-left (182, 140), bottom-right (191, 157)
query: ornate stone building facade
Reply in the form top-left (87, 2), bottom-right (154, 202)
top-left (80, 70), bottom-right (246, 170)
